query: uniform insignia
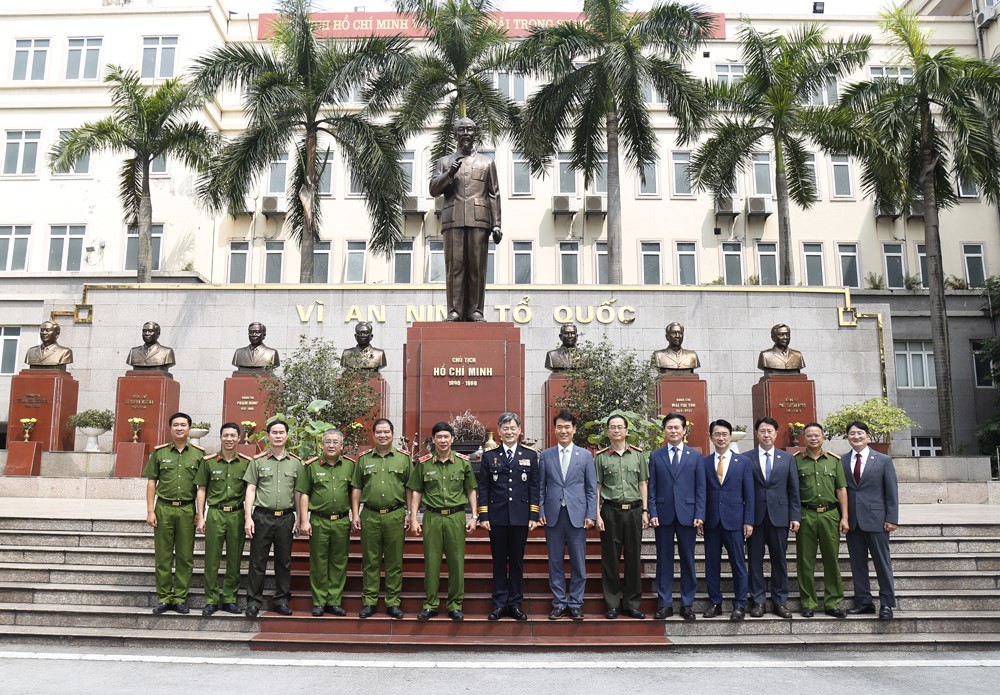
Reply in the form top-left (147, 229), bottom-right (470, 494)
top-left (190, 443), bottom-right (205, 451)
top-left (254, 452), bottom-right (270, 459)
top-left (343, 454), bottom-right (357, 463)
top-left (595, 446), bottom-right (609, 455)
top-left (203, 453), bottom-right (216, 460)
top-left (154, 443), bottom-right (170, 450)
top-left (521, 471), bottom-right (528, 482)
top-left (454, 452), bottom-right (470, 461)
top-left (416, 452), bottom-right (433, 463)
top-left (518, 459), bottom-right (531, 466)
top-left (304, 457), bottom-right (318, 465)
top-left (629, 444), bottom-right (644, 452)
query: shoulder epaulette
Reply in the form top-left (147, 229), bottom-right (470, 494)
top-left (203, 452), bottom-right (217, 460)
top-left (190, 443), bottom-right (205, 452)
top-left (287, 452), bottom-right (301, 460)
top-left (343, 454), bottom-right (357, 463)
top-left (417, 452), bottom-right (433, 463)
top-left (397, 446), bottom-right (411, 455)
top-left (236, 451), bottom-right (252, 460)
top-left (454, 451), bottom-right (470, 461)
top-left (629, 444), bottom-right (644, 452)
top-left (254, 452), bottom-right (270, 459)
top-left (595, 446), bottom-right (609, 455)
top-left (154, 443), bottom-right (170, 450)
top-left (825, 450), bottom-right (838, 458)
top-left (520, 443), bottom-right (540, 452)
top-left (303, 456), bottom-right (318, 465)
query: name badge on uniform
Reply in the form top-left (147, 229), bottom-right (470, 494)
top-left (365, 464), bottom-right (376, 469)
top-left (519, 460), bottom-right (531, 466)
top-left (213, 469), bottom-right (223, 475)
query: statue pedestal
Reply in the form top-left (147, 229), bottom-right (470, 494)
top-left (5, 441), bottom-right (43, 476)
top-left (352, 373), bottom-right (388, 449)
top-left (403, 323), bottom-right (524, 444)
top-left (113, 372), bottom-right (180, 453)
top-left (113, 442), bottom-right (149, 478)
top-left (7, 370), bottom-right (78, 451)
top-left (656, 375), bottom-right (709, 454)
top-left (751, 374), bottom-right (816, 450)
top-left (543, 374), bottom-right (570, 449)
top-left (222, 372), bottom-right (276, 431)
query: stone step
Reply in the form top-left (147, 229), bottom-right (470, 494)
top-left (664, 632), bottom-right (1000, 651)
top-left (0, 602), bottom-right (258, 632)
top-left (0, 624), bottom-right (255, 650)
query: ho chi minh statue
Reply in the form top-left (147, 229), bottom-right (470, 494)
top-left (25, 320), bottom-right (73, 371)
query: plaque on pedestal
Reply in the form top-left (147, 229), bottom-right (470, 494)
top-left (222, 372), bottom-right (276, 433)
top-left (7, 370), bottom-right (79, 451)
top-left (114, 441), bottom-right (149, 478)
top-left (5, 441), bottom-right (43, 476)
top-left (543, 374), bottom-right (570, 449)
top-left (113, 372), bottom-right (180, 453)
top-left (751, 374), bottom-right (816, 450)
top-left (403, 323), bottom-right (524, 442)
top-left (656, 375), bottom-right (709, 454)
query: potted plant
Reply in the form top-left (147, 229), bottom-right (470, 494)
top-left (68, 409), bottom-right (114, 452)
top-left (729, 424), bottom-right (748, 452)
top-left (190, 421), bottom-right (211, 446)
top-left (823, 398), bottom-right (918, 453)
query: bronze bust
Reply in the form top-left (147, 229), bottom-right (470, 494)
top-left (340, 322), bottom-right (386, 372)
top-left (232, 322), bottom-right (280, 371)
top-left (757, 323), bottom-right (805, 374)
top-left (545, 324), bottom-right (583, 372)
top-left (126, 321), bottom-right (176, 372)
top-left (25, 320), bottom-right (73, 370)
top-left (652, 322), bottom-right (700, 374)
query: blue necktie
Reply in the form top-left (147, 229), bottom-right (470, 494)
top-left (765, 451), bottom-right (772, 482)
top-left (670, 446), bottom-right (679, 467)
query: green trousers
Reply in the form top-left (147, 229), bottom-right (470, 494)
top-left (796, 508), bottom-right (845, 609)
top-left (422, 511), bottom-right (466, 611)
top-left (309, 515), bottom-right (351, 607)
top-left (203, 507), bottom-right (245, 606)
top-left (360, 506), bottom-right (406, 607)
top-left (153, 502), bottom-right (195, 604)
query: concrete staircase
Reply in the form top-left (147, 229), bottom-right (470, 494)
top-left (1, 506), bottom-right (999, 651)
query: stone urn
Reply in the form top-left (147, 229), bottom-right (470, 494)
top-left (189, 427), bottom-right (210, 447)
top-left (79, 426), bottom-right (109, 453)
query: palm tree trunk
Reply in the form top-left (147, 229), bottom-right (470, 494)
top-left (298, 129), bottom-right (317, 284)
top-left (137, 164), bottom-right (153, 284)
top-left (606, 108), bottom-right (622, 285)
top-left (774, 139), bottom-right (792, 285)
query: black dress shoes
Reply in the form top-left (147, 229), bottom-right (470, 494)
top-left (173, 602), bottom-right (190, 614)
top-left (621, 608), bottom-right (646, 620)
top-left (773, 604), bottom-right (793, 619)
top-left (326, 605), bottom-right (347, 617)
top-left (702, 604), bottom-right (723, 618)
top-left (387, 606), bottom-right (405, 620)
top-left (311, 606), bottom-right (325, 617)
top-left (879, 606), bottom-right (894, 620)
top-left (605, 608), bottom-right (619, 619)
top-left (273, 603), bottom-right (292, 616)
top-left (730, 607), bottom-right (746, 622)
top-left (152, 603), bottom-right (170, 615)
top-left (202, 604), bottom-right (218, 617)
top-left (509, 605), bottom-right (528, 621)
top-left (680, 606), bottom-right (696, 621)
top-left (847, 603), bottom-right (876, 615)
top-left (749, 603), bottom-right (765, 618)
top-left (245, 605), bottom-right (259, 618)
top-left (448, 609), bottom-right (464, 621)
top-left (548, 606), bottom-right (568, 620)
top-left (358, 604), bottom-right (376, 619)
top-left (654, 606), bottom-right (673, 620)
top-left (800, 607), bottom-right (815, 618)
top-left (417, 609), bottom-right (438, 621)
top-left (221, 603), bottom-right (240, 614)
top-left (568, 607), bottom-right (584, 621)
top-left (488, 607), bottom-right (505, 621)
top-left (825, 607), bottom-right (847, 618)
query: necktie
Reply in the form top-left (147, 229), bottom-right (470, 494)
top-left (854, 452), bottom-right (862, 484)
top-left (506, 448), bottom-right (514, 465)
top-left (560, 447), bottom-right (570, 479)
top-left (764, 451), bottom-right (772, 482)
top-left (670, 446), bottom-right (679, 467)
top-left (716, 453), bottom-right (725, 483)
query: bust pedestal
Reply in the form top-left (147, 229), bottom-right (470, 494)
top-left (656, 375), bottom-right (708, 454)
top-left (751, 374), bottom-right (816, 450)
top-left (222, 372), bottom-right (277, 434)
top-left (113, 371), bottom-right (180, 454)
top-left (543, 373), bottom-right (570, 449)
top-left (7, 369), bottom-right (78, 452)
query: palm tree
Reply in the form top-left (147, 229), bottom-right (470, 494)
top-left (391, 0), bottom-right (519, 162)
top-left (688, 21), bottom-right (870, 286)
top-left (838, 7), bottom-right (1000, 454)
top-left (192, 0), bottom-right (412, 281)
top-left (48, 65), bottom-right (216, 283)
top-left (511, 0), bottom-right (714, 284)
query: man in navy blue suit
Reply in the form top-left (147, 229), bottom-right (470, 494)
top-left (700, 419), bottom-right (754, 622)
top-left (745, 416), bottom-right (800, 618)
top-left (648, 412), bottom-right (704, 621)
top-left (539, 411), bottom-right (597, 620)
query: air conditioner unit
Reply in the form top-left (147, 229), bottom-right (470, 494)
top-left (551, 194), bottom-right (578, 215)
top-left (235, 196), bottom-right (256, 216)
top-left (746, 196), bottom-right (772, 216)
top-left (906, 200), bottom-right (925, 219)
top-left (433, 196), bottom-right (445, 217)
top-left (261, 195), bottom-right (286, 217)
top-left (584, 195), bottom-right (607, 215)
top-left (976, 10), bottom-right (997, 29)
top-left (402, 195), bottom-right (426, 215)
top-left (714, 196), bottom-right (739, 217)
top-left (875, 200), bottom-right (901, 221)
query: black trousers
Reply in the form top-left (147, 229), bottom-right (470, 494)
top-left (600, 505), bottom-right (644, 611)
top-left (488, 524), bottom-right (529, 609)
top-left (246, 509), bottom-right (294, 609)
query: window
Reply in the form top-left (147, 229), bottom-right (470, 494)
top-left (957, 173), bottom-right (979, 198)
top-left (349, 169), bottom-right (366, 196)
top-left (756, 242), bottom-right (778, 286)
top-left (831, 154), bottom-right (853, 197)
top-left (715, 63), bottom-right (745, 86)
top-left (400, 151), bottom-right (415, 194)
top-left (3, 130), bottom-right (40, 176)
top-left (428, 240), bottom-right (445, 283)
top-left (53, 131), bottom-right (90, 175)
top-left (1, 327), bottom-right (21, 375)
top-left (964, 243), bottom-right (986, 288)
top-left (268, 152), bottom-right (288, 194)
top-left (264, 241), bottom-right (283, 283)
top-left (883, 243), bottom-right (905, 289)
top-left (870, 65), bottom-right (913, 84)
top-left (676, 241), bottom-right (697, 285)
top-left (671, 151), bottom-right (692, 196)
top-left (894, 340), bottom-right (935, 388)
top-left (722, 241), bottom-right (743, 285)
top-left (141, 36), bottom-right (177, 79)
top-left (512, 151), bottom-right (532, 195)
top-left (803, 153), bottom-right (818, 194)
top-left (344, 241), bottom-right (366, 283)
top-left (310, 241), bottom-right (330, 283)
top-left (486, 241), bottom-right (496, 284)
top-left (596, 241), bottom-right (608, 284)
top-left (837, 243), bottom-right (860, 288)
top-left (513, 241), bottom-right (532, 284)
top-left (557, 152), bottom-right (577, 194)
top-left (638, 162), bottom-right (658, 196)
top-left (494, 71), bottom-right (525, 103)
top-left (317, 149), bottom-right (333, 195)
top-left (228, 241), bottom-right (248, 283)
top-left (559, 241), bottom-right (580, 284)
top-left (802, 243), bottom-right (824, 286)
top-left (48, 225), bottom-right (85, 272)
top-left (589, 152), bottom-right (608, 194)
top-left (393, 240), bottom-right (413, 283)
top-left (973, 340), bottom-right (995, 388)
top-left (911, 436), bottom-right (942, 457)
top-left (336, 84), bottom-right (363, 104)
top-left (125, 224), bottom-right (163, 271)
top-left (808, 77), bottom-right (838, 106)
top-left (66, 38), bottom-right (101, 80)
top-left (150, 155), bottom-right (167, 176)
top-left (641, 241), bottom-right (661, 285)
top-left (916, 243), bottom-right (929, 288)
top-left (12, 39), bottom-right (48, 81)
top-left (752, 153), bottom-right (772, 196)
top-left (0, 225), bottom-right (30, 271)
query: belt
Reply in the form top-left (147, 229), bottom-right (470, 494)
top-left (157, 499), bottom-right (193, 507)
top-left (804, 504), bottom-right (837, 513)
top-left (603, 500), bottom-right (642, 510)
top-left (210, 503), bottom-right (244, 512)
top-left (366, 503), bottom-right (404, 514)
top-left (425, 505), bottom-right (467, 516)
top-left (256, 507), bottom-right (295, 517)
top-left (314, 510), bottom-right (350, 521)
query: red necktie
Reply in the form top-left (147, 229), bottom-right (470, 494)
top-left (853, 452), bottom-right (862, 484)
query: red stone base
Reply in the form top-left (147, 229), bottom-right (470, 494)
top-left (113, 442), bottom-right (149, 478)
top-left (5, 441), bottom-right (42, 476)
top-left (7, 370), bottom-right (79, 451)
top-left (222, 373), bottom-right (277, 433)
top-left (113, 372), bottom-right (180, 453)
top-left (656, 375), bottom-right (709, 454)
top-left (543, 374), bottom-right (570, 449)
top-left (751, 374), bottom-right (817, 450)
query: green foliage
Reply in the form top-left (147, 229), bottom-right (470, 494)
top-left (865, 272), bottom-right (885, 289)
top-left (823, 398), bottom-right (917, 443)
top-left (585, 409), bottom-right (663, 452)
top-left (903, 273), bottom-right (921, 291)
top-left (191, 421), bottom-right (211, 430)
top-left (257, 337), bottom-right (380, 457)
top-left (554, 338), bottom-right (660, 448)
top-left (451, 410), bottom-right (487, 442)
top-left (67, 409), bottom-right (114, 430)
top-left (944, 274), bottom-right (968, 290)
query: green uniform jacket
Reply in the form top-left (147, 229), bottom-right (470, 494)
top-left (407, 451), bottom-right (476, 509)
top-left (142, 441), bottom-right (203, 500)
top-left (353, 448), bottom-right (410, 508)
top-left (296, 455), bottom-right (356, 514)
top-left (195, 452), bottom-right (250, 507)
top-left (244, 451), bottom-right (302, 510)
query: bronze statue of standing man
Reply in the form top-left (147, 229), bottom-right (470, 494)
top-left (430, 117), bottom-right (502, 322)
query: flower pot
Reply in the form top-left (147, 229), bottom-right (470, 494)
top-left (189, 428), bottom-right (210, 447)
top-left (728, 430), bottom-right (747, 453)
top-left (79, 426), bottom-right (109, 453)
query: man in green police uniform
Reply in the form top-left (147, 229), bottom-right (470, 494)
top-left (195, 422), bottom-right (250, 616)
top-left (595, 413), bottom-right (649, 620)
top-left (794, 422), bottom-right (850, 618)
top-left (351, 418), bottom-right (411, 619)
top-left (297, 428), bottom-right (355, 617)
top-left (408, 421), bottom-right (478, 621)
top-left (244, 420), bottom-right (303, 618)
top-left (143, 411), bottom-right (203, 615)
